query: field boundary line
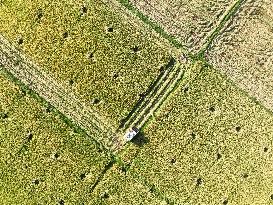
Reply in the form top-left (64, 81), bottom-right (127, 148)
top-left (104, 0), bottom-right (187, 53)
top-left (0, 34), bottom-right (125, 152)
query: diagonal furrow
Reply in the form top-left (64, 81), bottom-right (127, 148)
top-left (120, 57), bottom-right (176, 131)
top-left (199, 0), bottom-right (247, 55)
top-left (121, 59), bottom-right (204, 138)
top-left (0, 34), bottom-right (124, 152)
top-left (132, 63), bottom-right (184, 129)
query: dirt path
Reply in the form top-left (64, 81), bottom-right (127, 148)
top-left (0, 34), bottom-right (125, 153)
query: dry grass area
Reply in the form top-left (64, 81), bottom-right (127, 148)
top-left (130, 0), bottom-right (237, 52)
top-left (129, 65), bottom-right (273, 204)
top-left (0, 69), bottom-right (112, 204)
top-left (206, 0), bottom-right (273, 113)
top-left (0, 0), bottom-right (172, 127)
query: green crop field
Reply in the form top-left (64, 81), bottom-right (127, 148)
top-left (0, 0), bottom-right (172, 127)
top-left (0, 68), bottom-right (112, 204)
top-left (129, 65), bottom-right (273, 205)
top-left (1, 0), bottom-right (273, 204)
top-left (89, 165), bottom-right (167, 205)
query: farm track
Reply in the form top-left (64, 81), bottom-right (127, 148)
top-left (199, 0), bottom-right (247, 55)
top-left (0, 34), bottom-right (124, 153)
top-left (121, 58), bottom-right (204, 134)
top-left (127, 62), bottom-right (184, 130)
top-left (120, 57), bottom-right (176, 130)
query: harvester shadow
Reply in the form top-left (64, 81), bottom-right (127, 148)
top-left (131, 131), bottom-right (149, 147)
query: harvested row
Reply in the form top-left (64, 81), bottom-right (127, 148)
top-left (206, 0), bottom-right (273, 113)
top-left (128, 65), bottom-right (273, 204)
top-left (0, 35), bottom-right (123, 152)
top-left (120, 57), bottom-right (177, 131)
top-left (119, 59), bottom-right (204, 165)
top-left (0, 0), bottom-right (172, 128)
top-left (128, 0), bottom-right (240, 52)
top-left (0, 68), bottom-right (112, 204)
top-left (121, 56), bottom-right (204, 136)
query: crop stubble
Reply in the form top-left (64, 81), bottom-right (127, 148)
top-left (130, 0), bottom-right (239, 52)
top-left (206, 0), bottom-right (273, 113)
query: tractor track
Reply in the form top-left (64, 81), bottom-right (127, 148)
top-left (120, 58), bottom-right (205, 135)
top-left (120, 57), bottom-right (176, 130)
top-left (0, 34), bottom-right (124, 153)
top-left (119, 58), bottom-right (185, 132)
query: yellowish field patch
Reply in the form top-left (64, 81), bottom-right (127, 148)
top-left (206, 0), bottom-right (273, 113)
top-left (88, 165), bottom-right (167, 205)
top-left (129, 65), bottom-right (273, 204)
top-left (0, 69), bottom-right (111, 204)
top-left (0, 0), bottom-right (172, 127)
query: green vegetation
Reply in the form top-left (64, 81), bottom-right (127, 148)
top-left (129, 65), bottom-right (273, 204)
top-left (88, 165), bottom-right (167, 205)
top-left (0, 69), bottom-right (112, 204)
top-left (0, 0), bottom-right (171, 127)
top-left (1, 0), bottom-right (273, 204)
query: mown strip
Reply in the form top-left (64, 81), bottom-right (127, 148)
top-left (119, 57), bottom-right (176, 130)
top-left (0, 34), bottom-right (123, 152)
top-left (198, 0), bottom-right (247, 56)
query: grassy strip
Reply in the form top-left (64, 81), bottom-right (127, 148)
top-left (116, 0), bottom-right (184, 50)
top-left (198, 0), bottom-right (247, 57)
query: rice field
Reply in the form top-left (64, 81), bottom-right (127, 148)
top-left (1, 0), bottom-right (273, 204)
top-left (88, 164), bottom-right (167, 205)
top-left (128, 65), bottom-right (273, 205)
top-left (0, 0), bottom-right (172, 127)
top-left (0, 68), bottom-right (112, 204)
